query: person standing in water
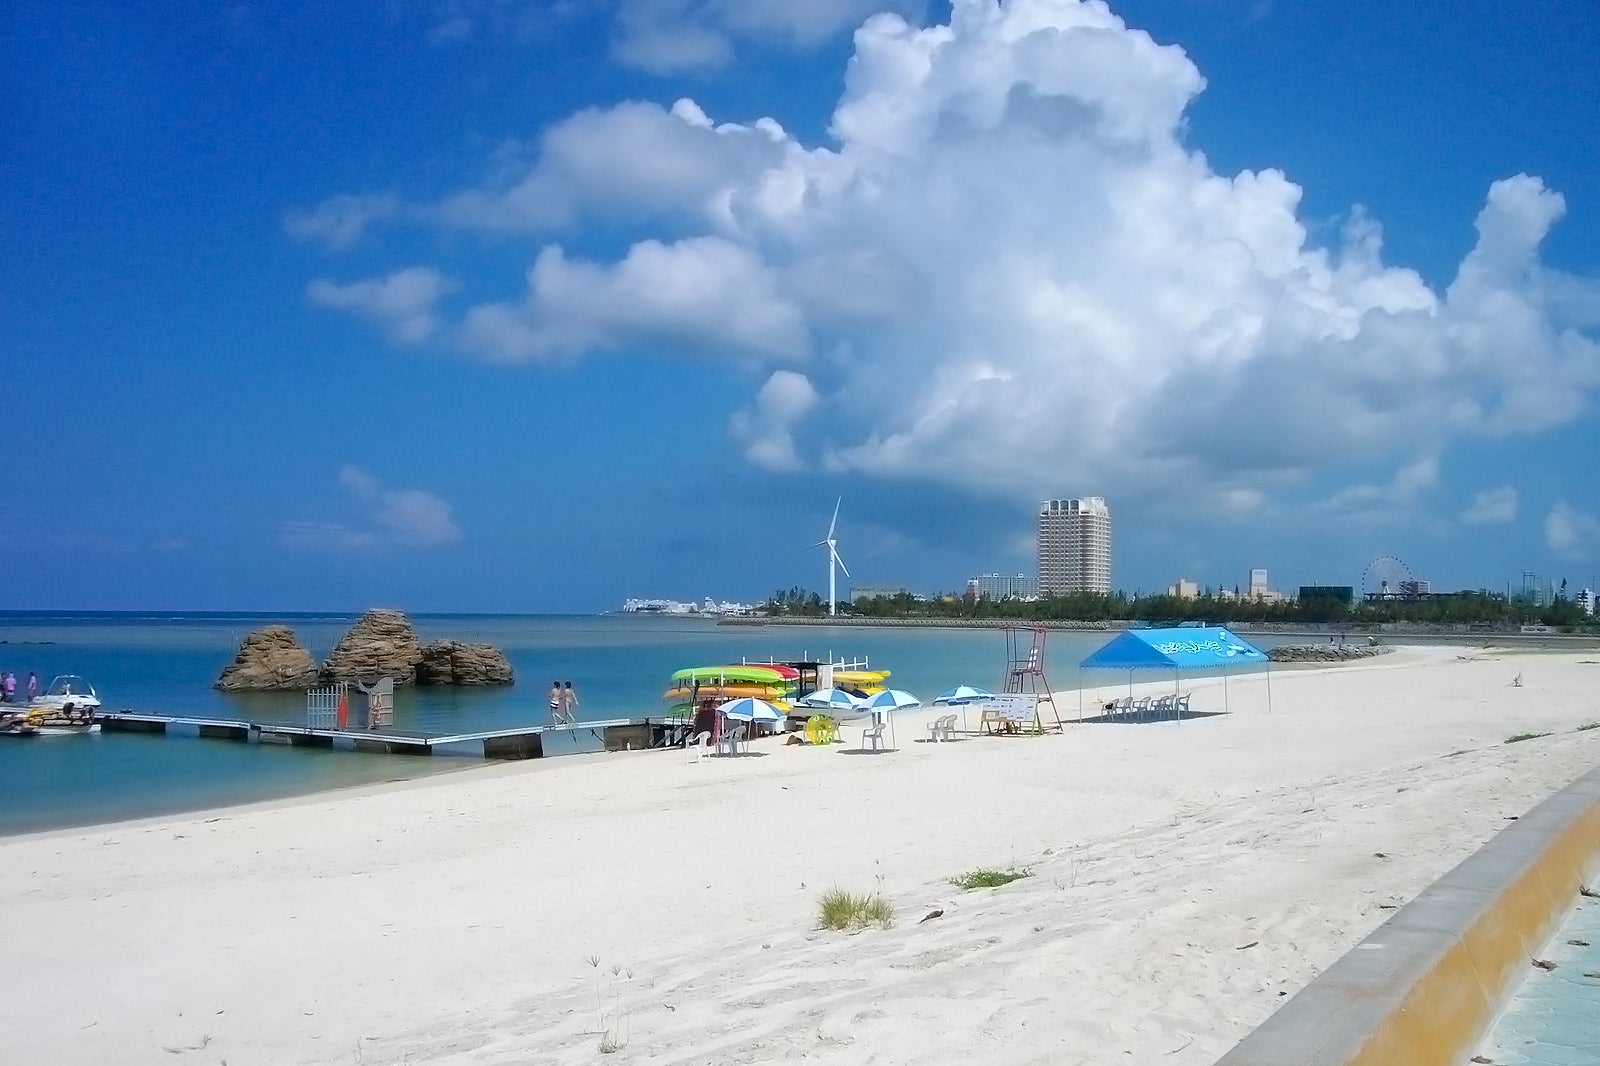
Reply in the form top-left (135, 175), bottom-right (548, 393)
top-left (548, 681), bottom-right (565, 724)
top-left (561, 680), bottom-right (579, 724)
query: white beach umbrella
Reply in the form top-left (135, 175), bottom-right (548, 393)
top-left (933, 685), bottom-right (992, 705)
top-left (863, 689), bottom-right (919, 747)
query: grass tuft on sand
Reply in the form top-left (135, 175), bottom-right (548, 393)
top-left (818, 888), bottom-right (894, 931)
top-left (950, 867), bottom-right (1033, 890)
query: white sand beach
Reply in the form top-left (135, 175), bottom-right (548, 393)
top-left (4, 646), bottom-right (1599, 1066)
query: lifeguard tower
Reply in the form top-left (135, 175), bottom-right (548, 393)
top-left (1001, 626), bottom-right (1063, 731)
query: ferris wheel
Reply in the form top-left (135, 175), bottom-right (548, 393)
top-left (1362, 555), bottom-right (1415, 600)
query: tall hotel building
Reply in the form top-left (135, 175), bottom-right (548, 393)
top-left (1036, 497), bottom-right (1112, 595)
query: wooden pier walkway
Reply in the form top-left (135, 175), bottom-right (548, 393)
top-left (96, 712), bottom-right (687, 760)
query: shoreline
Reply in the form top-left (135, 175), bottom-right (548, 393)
top-left (5, 645), bottom-right (1600, 1065)
top-left (0, 645), bottom-right (1543, 839)
top-left (716, 614), bottom-right (1600, 642)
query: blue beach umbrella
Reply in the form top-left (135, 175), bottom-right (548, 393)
top-left (864, 689), bottom-right (921, 713)
top-left (863, 689), bottom-right (920, 747)
top-left (793, 688), bottom-right (862, 711)
top-left (934, 685), bottom-right (993, 705)
top-left (716, 696), bottom-right (786, 723)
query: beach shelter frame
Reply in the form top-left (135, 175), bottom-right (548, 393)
top-left (1077, 626), bottom-right (1273, 720)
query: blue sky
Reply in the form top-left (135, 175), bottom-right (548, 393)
top-left (3, 0), bottom-right (1598, 612)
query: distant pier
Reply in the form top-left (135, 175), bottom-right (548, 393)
top-left (95, 712), bottom-right (686, 760)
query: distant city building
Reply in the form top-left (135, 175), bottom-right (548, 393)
top-left (621, 597), bottom-right (754, 615)
top-left (1578, 588), bottom-right (1596, 616)
top-left (971, 572), bottom-right (1032, 599)
top-left (850, 585), bottom-right (909, 603)
top-left (1298, 585), bottom-right (1355, 605)
top-left (1246, 568), bottom-right (1285, 604)
top-left (1167, 578), bottom-right (1199, 599)
top-left (1036, 497), bottom-right (1111, 595)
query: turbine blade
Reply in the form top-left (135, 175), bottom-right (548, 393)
top-left (831, 545), bottom-right (850, 577)
top-left (827, 496), bottom-right (841, 540)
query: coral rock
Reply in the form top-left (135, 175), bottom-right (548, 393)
top-left (417, 640), bottom-right (514, 686)
top-left (321, 609), bottom-right (426, 685)
top-left (215, 625), bottom-right (321, 691)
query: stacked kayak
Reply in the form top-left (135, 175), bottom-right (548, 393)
top-left (831, 669), bottom-right (890, 695)
top-left (664, 664), bottom-right (796, 714)
top-left (662, 663), bottom-right (892, 719)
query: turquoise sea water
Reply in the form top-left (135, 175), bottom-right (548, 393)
top-left (0, 612), bottom-right (1278, 835)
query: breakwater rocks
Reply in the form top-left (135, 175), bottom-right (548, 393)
top-left (214, 610), bottom-right (513, 690)
top-left (1267, 643), bottom-right (1392, 664)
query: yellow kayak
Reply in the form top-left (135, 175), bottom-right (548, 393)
top-left (663, 683), bottom-right (791, 702)
top-left (832, 669), bottom-right (889, 693)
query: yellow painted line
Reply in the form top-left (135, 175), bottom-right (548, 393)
top-left (1216, 764), bottom-right (1600, 1066)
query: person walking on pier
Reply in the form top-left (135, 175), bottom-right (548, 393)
top-left (26, 672), bottom-right (38, 701)
top-left (1, 673), bottom-right (14, 703)
top-left (548, 681), bottom-right (565, 725)
top-left (561, 680), bottom-right (579, 724)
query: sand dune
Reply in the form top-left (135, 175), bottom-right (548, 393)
top-left (2, 646), bottom-right (1598, 1065)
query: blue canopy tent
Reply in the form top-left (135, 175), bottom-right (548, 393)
top-left (1077, 626), bottom-right (1272, 719)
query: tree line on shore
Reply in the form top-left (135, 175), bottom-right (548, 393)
top-left (762, 586), bottom-right (1594, 629)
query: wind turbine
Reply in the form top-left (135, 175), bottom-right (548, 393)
top-left (808, 497), bottom-right (850, 616)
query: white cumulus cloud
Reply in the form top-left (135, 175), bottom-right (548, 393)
top-left (283, 468), bottom-right (464, 551)
top-left (308, 0), bottom-right (1600, 516)
top-left (1461, 486), bottom-right (1518, 525)
top-left (434, 99), bottom-right (797, 233)
top-left (285, 192), bottom-right (400, 250)
top-left (730, 370), bottom-right (820, 470)
top-left (458, 238), bottom-right (807, 362)
top-left (1546, 501), bottom-right (1600, 561)
top-left (338, 465), bottom-right (464, 546)
top-left (307, 267), bottom-right (453, 344)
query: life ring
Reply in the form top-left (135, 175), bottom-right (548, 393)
top-left (804, 715), bottom-right (837, 746)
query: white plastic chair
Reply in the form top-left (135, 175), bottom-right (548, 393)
top-left (862, 721), bottom-right (887, 752)
top-left (686, 730), bottom-right (712, 762)
top-left (718, 724), bottom-right (746, 756)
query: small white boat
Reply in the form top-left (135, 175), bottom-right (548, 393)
top-left (30, 675), bottom-right (101, 716)
top-left (0, 676), bottom-right (103, 737)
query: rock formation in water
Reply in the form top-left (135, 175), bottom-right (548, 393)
top-left (416, 640), bottom-right (515, 686)
top-left (214, 625), bottom-right (321, 691)
top-left (320, 608), bottom-right (427, 684)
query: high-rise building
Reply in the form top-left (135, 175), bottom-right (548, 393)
top-left (972, 572), bottom-right (1032, 599)
top-left (1036, 497), bottom-right (1111, 595)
